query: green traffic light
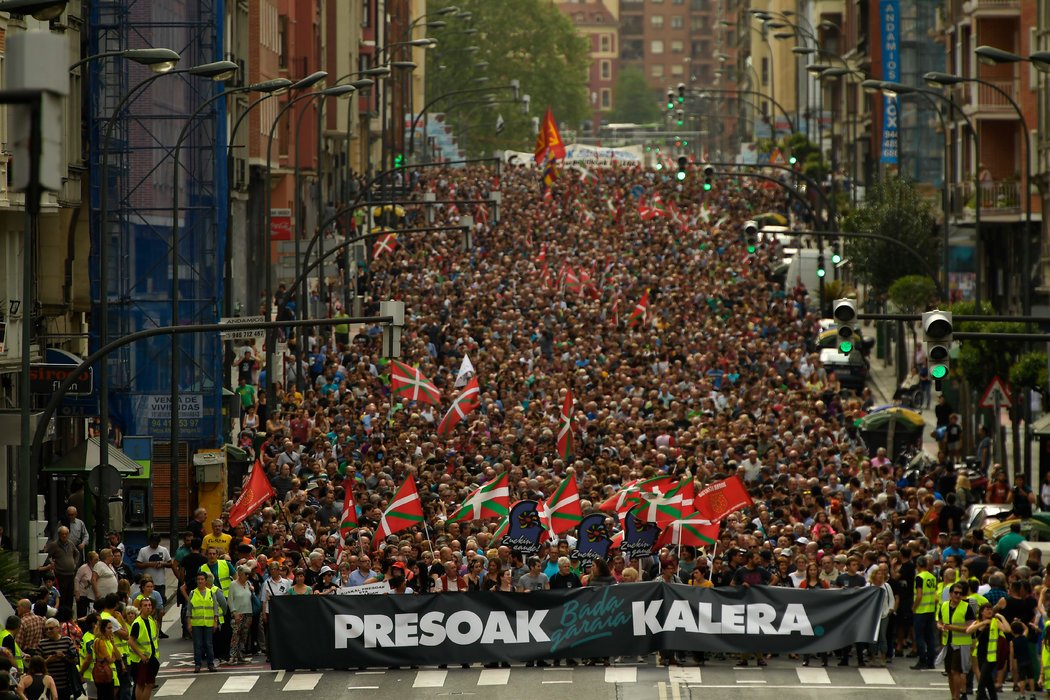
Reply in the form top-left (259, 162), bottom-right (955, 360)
top-left (678, 96), bottom-right (685, 103)
top-left (676, 171), bottom-right (686, 181)
top-left (839, 341), bottom-right (853, 354)
top-left (788, 156), bottom-right (797, 165)
top-left (747, 245), bottom-right (756, 254)
top-left (655, 162), bottom-right (663, 170)
top-left (703, 182), bottom-right (712, 191)
top-left (930, 364), bottom-right (948, 380)
top-left (816, 268), bottom-right (826, 278)
top-left (682, 140), bottom-right (688, 146)
top-left (667, 102), bottom-right (674, 109)
top-left (831, 253), bottom-right (842, 264)
top-left (676, 120), bottom-right (684, 127)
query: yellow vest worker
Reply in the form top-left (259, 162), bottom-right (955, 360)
top-left (915, 570), bottom-right (937, 614)
top-left (128, 615), bottom-right (159, 664)
top-left (0, 624), bottom-right (23, 672)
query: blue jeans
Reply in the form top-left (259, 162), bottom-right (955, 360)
top-left (913, 612), bottom-right (936, 667)
top-left (192, 626), bottom-right (215, 668)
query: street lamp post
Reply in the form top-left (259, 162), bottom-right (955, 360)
top-left (168, 77), bottom-right (288, 540)
top-left (409, 83), bottom-right (519, 159)
top-left (95, 59), bottom-right (236, 541)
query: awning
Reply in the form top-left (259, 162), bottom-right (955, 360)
top-left (43, 437), bottom-right (141, 476)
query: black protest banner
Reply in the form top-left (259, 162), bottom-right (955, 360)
top-left (269, 582), bottom-right (883, 670)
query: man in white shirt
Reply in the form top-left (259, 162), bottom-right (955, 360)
top-left (135, 533), bottom-right (173, 637)
top-left (260, 564), bottom-right (289, 660)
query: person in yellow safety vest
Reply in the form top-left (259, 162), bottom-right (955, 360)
top-left (78, 613), bottom-right (99, 692)
top-left (912, 555), bottom-right (939, 670)
top-left (200, 554), bottom-right (233, 664)
top-left (968, 604), bottom-right (1008, 700)
top-left (0, 615), bottom-right (23, 673)
top-left (92, 618), bottom-right (121, 698)
top-left (98, 592), bottom-right (131, 697)
top-left (128, 598), bottom-right (160, 700)
top-left (188, 571), bottom-right (220, 673)
top-left (938, 584), bottom-right (975, 700)
top-left (1041, 620), bottom-right (1050, 700)
top-left (200, 547), bottom-right (235, 597)
top-left (937, 566), bottom-right (958, 604)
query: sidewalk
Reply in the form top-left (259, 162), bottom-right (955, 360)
top-left (865, 351), bottom-right (942, 457)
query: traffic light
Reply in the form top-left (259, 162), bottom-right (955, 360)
top-left (922, 310), bottom-right (953, 387)
top-left (677, 82), bottom-right (686, 103)
top-left (832, 298), bottom-right (858, 354)
top-left (743, 220), bottom-right (758, 254)
top-left (666, 89), bottom-right (675, 110)
top-left (675, 109), bottom-right (684, 127)
top-left (788, 154), bottom-right (798, 165)
top-left (831, 243), bottom-right (842, 265)
top-left (676, 156), bottom-right (687, 182)
top-left (816, 254), bottom-right (826, 278)
top-left (702, 164), bottom-right (714, 191)
top-left (393, 153), bottom-right (404, 168)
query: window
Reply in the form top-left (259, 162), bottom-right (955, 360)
top-left (761, 56), bottom-right (769, 87)
top-left (594, 13), bottom-right (603, 23)
top-left (278, 15), bottom-right (288, 68)
top-left (651, 15), bottom-right (664, 28)
top-left (600, 60), bottom-right (612, 80)
top-left (672, 0), bottom-right (684, 4)
top-left (671, 64), bottom-right (683, 76)
top-left (691, 16), bottom-right (705, 31)
top-left (600, 34), bottom-right (612, 52)
top-left (601, 89), bottom-right (611, 108)
top-left (575, 12), bottom-right (584, 22)
top-left (671, 40), bottom-right (683, 53)
top-left (651, 64), bottom-right (665, 77)
top-left (671, 16), bottom-right (684, 29)
top-left (362, 0), bottom-right (370, 28)
top-left (650, 39), bottom-right (664, 54)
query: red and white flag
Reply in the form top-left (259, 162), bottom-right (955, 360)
top-left (627, 289), bottom-right (650, 328)
top-left (372, 232), bottom-right (398, 259)
top-left (373, 477), bottom-right (424, 542)
top-left (556, 390), bottom-right (574, 460)
top-left (389, 360), bottom-right (441, 405)
top-left (544, 474), bottom-right (582, 536)
top-left (339, 490), bottom-right (358, 543)
top-left (446, 472), bottom-right (510, 523)
top-left (437, 376), bottom-right (481, 436)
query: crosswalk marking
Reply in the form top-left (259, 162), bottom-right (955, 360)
top-left (282, 673), bottom-right (322, 691)
top-left (668, 667), bottom-right (702, 684)
top-left (737, 679), bottom-right (767, 684)
top-left (274, 670), bottom-right (284, 683)
top-left (156, 678), bottom-right (195, 697)
top-left (796, 667), bottom-right (831, 684)
top-left (413, 670), bottom-right (447, 687)
top-left (858, 667), bottom-right (895, 685)
top-left (219, 675), bottom-right (258, 693)
top-left (477, 668), bottom-right (510, 686)
top-left (604, 667), bottom-right (636, 683)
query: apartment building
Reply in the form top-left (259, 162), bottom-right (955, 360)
top-left (557, 0), bottom-right (619, 131)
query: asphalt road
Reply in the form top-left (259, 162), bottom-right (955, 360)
top-left (155, 624), bottom-right (951, 699)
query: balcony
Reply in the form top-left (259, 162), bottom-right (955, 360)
top-left (961, 0), bottom-right (1020, 17)
top-left (950, 79), bottom-right (1018, 117)
top-left (950, 179), bottom-right (1023, 220)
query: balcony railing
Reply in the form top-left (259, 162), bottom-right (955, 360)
top-left (951, 79), bottom-right (1017, 114)
top-left (950, 179), bottom-right (1022, 217)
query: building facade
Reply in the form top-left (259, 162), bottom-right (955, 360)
top-left (557, 0), bottom-right (619, 131)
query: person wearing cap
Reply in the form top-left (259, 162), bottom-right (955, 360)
top-left (227, 565), bottom-right (255, 665)
top-left (312, 566), bottom-right (338, 595)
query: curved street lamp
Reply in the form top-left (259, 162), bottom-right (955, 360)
top-left (0, 0), bottom-right (67, 19)
top-left (71, 47), bottom-right (182, 74)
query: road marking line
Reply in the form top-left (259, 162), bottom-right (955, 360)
top-left (687, 685), bottom-right (942, 691)
top-left (858, 667), bottom-right (895, 685)
top-left (355, 671), bottom-right (386, 675)
top-left (160, 662), bottom-right (169, 668)
top-left (796, 667), bottom-right (831, 684)
top-left (736, 679), bottom-right (768, 684)
top-left (282, 673), bottom-right (323, 691)
top-left (929, 682), bottom-right (950, 687)
top-left (541, 680), bottom-right (573, 684)
top-left (274, 671), bottom-right (284, 683)
top-left (413, 669), bottom-right (447, 688)
top-left (346, 686), bottom-right (380, 690)
top-left (219, 675), bottom-right (258, 693)
top-left (657, 681), bottom-right (668, 700)
top-left (605, 667), bottom-right (636, 683)
top-left (477, 668), bottom-right (510, 686)
top-left (668, 667), bottom-right (702, 685)
top-left (156, 678), bottom-right (195, 697)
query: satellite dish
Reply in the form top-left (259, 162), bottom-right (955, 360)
top-left (88, 463), bottom-right (122, 499)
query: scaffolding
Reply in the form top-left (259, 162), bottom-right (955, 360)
top-left (87, 0), bottom-right (226, 514)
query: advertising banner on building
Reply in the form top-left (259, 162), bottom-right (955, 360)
top-left (269, 583), bottom-right (882, 669)
top-left (880, 0), bottom-right (901, 164)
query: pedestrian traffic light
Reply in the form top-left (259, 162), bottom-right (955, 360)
top-left (675, 109), bottom-right (684, 127)
top-left (666, 89), bottom-right (675, 110)
top-left (702, 164), bottom-right (714, 191)
top-left (676, 156), bottom-right (687, 181)
top-left (677, 82), bottom-right (686, 103)
top-left (743, 220), bottom-right (758, 254)
top-left (393, 153), bottom-right (404, 168)
top-left (832, 298), bottom-right (858, 354)
top-left (922, 310), bottom-right (953, 387)
top-left (816, 254), bottom-right (826, 278)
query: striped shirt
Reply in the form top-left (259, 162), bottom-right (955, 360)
top-left (38, 634), bottom-right (75, 691)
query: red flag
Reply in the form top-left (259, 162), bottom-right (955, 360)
top-left (694, 476), bottom-right (754, 521)
top-left (339, 490), bottom-right (358, 543)
top-left (633, 478), bottom-right (695, 527)
top-left (228, 461), bottom-right (276, 528)
top-left (389, 360), bottom-right (441, 406)
top-left (544, 473), bottom-right (582, 535)
top-left (598, 475), bottom-right (675, 514)
top-left (627, 289), bottom-right (650, 328)
top-left (557, 390), bottom-right (574, 460)
top-left (436, 376), bottom-right (481, 436)
top-left (535, 107), bottom-right (566, 163)
top-left (446, 472), bottom-right (510, 523)
top-left (373, 232), bottom-right (398, 258)
top-left (655, 518), bottom-right (720, 549)
top-left (561, 266), bottom-right (582, 295)
top-left (374, 477), bottom-right (424, 542)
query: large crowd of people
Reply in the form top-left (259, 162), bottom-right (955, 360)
top-left (28, 164), bottom-right (1045, 700)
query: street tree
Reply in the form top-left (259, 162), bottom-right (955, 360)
top-left (609, 66), bottom-right (661, 125)
top-left (843, 176), bottom-right (940, 296)
top-left (425, 0), bottom-right (589, 158)
top-left (888, 274), bottom-right (939, 352)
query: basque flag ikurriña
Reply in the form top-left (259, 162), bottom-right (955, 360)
top-left (437, 376), bottom-right (481, 436)
top-left (389, 360), bottom-right (441, 406)
top-left (373, 478), bottom-right (425, 542)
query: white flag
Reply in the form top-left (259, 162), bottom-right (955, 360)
top-left (455, 354), bottom-right (475, 388)
top-left (495, 113), bottom-right (505, 134)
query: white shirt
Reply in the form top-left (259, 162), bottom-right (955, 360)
top-left (261, 576), bottom-right (289, 613)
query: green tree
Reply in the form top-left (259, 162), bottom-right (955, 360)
top-left (1010, 351), bottom-right (1049, 401)
top-left (843, 176), bottom-right (940, 296)
top-left (424, 0), bottom-right (590, 158)
top-left (609, 66), bottom-right (661, 124)
top-left (888, 275), bottom-right (938, 353)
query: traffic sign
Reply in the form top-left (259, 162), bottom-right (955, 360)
top-left (220, 316), bottom-right (266, 341)
top-left (978, 376), bottom-right (1013, 409)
